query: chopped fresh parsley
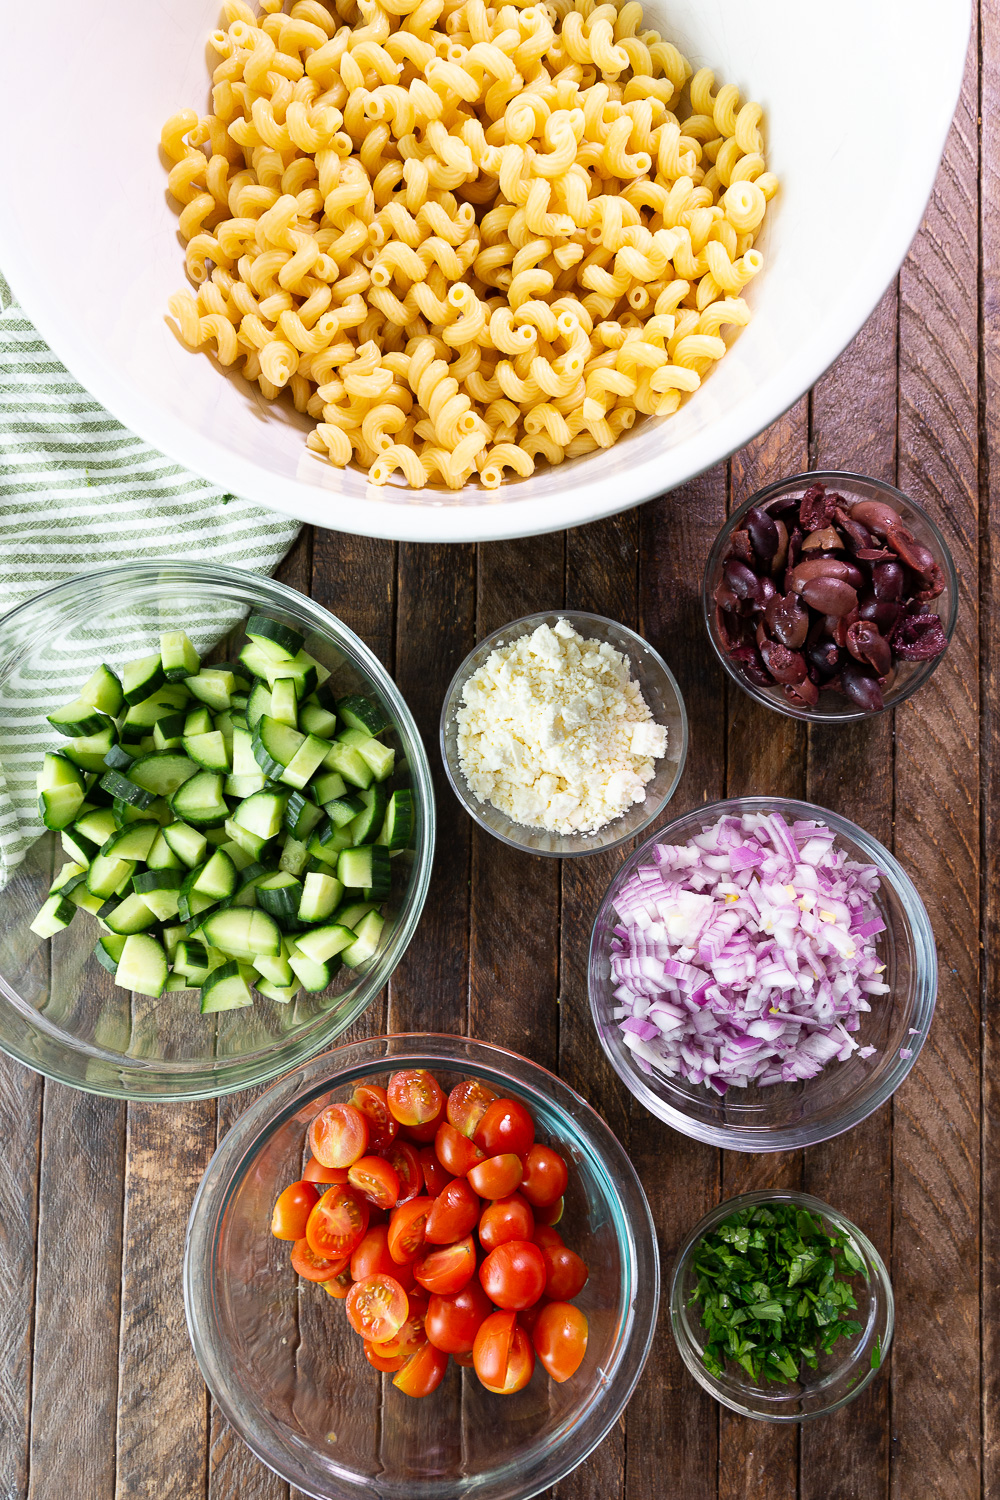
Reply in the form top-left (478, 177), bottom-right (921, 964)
top-left (689, 1202), bottom-right (867, 1386)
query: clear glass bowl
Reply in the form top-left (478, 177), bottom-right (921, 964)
top-left (670, 1190), bottom-right (894, 1420)
top-left (439, 611), bottom-right (688, 858)
top-left (184, 1033), bottom-right (660, 1500)
top-left (588, 796), bottom-right (937, 1151)
top-left (703, 470), bottom-right (958, 722)
top-left (0, 562), bottom-right (435, 1100)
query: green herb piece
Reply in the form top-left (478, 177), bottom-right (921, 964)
top-left (689, 1203), bottom-right (867, 1386)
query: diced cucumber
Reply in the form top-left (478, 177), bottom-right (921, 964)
top-left (75, 807), bottom-right (119, 845)
top-left (381, 788), bottom-right (414, 849)
top-left (30, 892), bottom-right (76, 938)
top-left (284, 790), bottom-right (324, 841)
top-left (170, 771), bottom-right (228, 826)
top-left (253, 941), bottom-right (294, 986)
top-left (342, 909), bottom-right (385, 967)
top-left (146, 829), bottom-right (184, 869)
top-left (298, 871), bottom-right (344, 923)
top-left (294, 923), bottom-right (355, 963)
top-left (225, 773), bottom-right (270, 799)
top-left (324, 794), bottom-right (365, 830)
top-left (100, 768), bottom-right (156, 809)
top-left (232, 727), bottom-right (259, 778)
top-left (287, 948), bottom-right (333, 992)
top-left (224, 817), bottom-right (266, 862)
top-left (160, 630), bottom-right (201, 681)
top-left (177, 865), bottom-right (219, 923)
top-left (70, 886), bottom-right (105, 915)
top-left (62, 721), bottom-right (118, 773)
top-left (251, 716), bottom-right (304, 779)
top-left (103, 743), bottom-right (136, 772)
top-left (348, 786), bottom-right (387, 845)
top-left (217, 838), bottom-right (253, 873)
top-left (152, 721), bottom-right (183, 752)
top-left (38, 781), bottom-right (86, 830)
top-left (200, 907), bottom-right (282, 958)
top-left (307, 817), bottom-right (353, 866)
top-left (278, 835), bottom-right (311, 877)
top-left (200, 960), bottom-right (255, 1012)
top-left (312, 771), bottom-right (348, 806)
top-left (94, 932), bottom-right (127, 972)
top-left (192, 849), bottom-right (238, 901)
top-left (323, 740), bottom-right (373, 790)
top-left (270, 677), bottom-right (298, 726)
top-left (255, 871), bottom-right (302, 920)
top-left (184, 731), bottom-right (229, 772)
top-left (115, 932), bottom-right (168, 996)
top-left (338, 844), bottom-right (390, 897)
top-left (336, 901), bottom-right (377, 929)
top-left (232, 789), bottom-right (286, 841)
top-left (163, 821), bottom-right (209, 868)
top-left (337, 694), bottom-right (389, 736)
top-left (186, 669), bottom-right (236, 711)
top-left (299, 701), bottom-right (339, 738)
top-left (161, 924), bottom-right (185, 961)
top-left (104, 893), bottom-right (159, 935)
top-left (255, 977), bottom-right (300, 1004)
top-left (184, 706), bottom-right (213, 737)
top-left (86, 853), bottom-right (135, 900)
top-left (132, 868), bottom-right (184, 896)
top-left (101, 820), bottom-right (160, 861)
top-left (128, 751), bottom-right (200, 797)
top-left (79, 663), bottom-right (124, 716)
top-left (245, 681), bottom-right (272, 728)
top-left (245, 612), bottom-right (304, 659)
top-left (357, 737), bottom-right (395, 781)
top-left (282, 734), bottom-right (330, 791)
top-left (47, 698), bottom-right (109, 737)
top-left (264, 649), bottom-right (320, 698)
top-left (51, 860), bottom-right (87, 894)
top-left (122, 654), bottom-right (166, 705)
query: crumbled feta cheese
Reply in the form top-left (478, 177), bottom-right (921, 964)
top-left (455, 619), bottom-right (669, 834)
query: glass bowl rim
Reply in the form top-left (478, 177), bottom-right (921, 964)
top-left (0, 559), bottom-right (437, 1101)
top-left (668, 1187), bottom-right (894, 1422)
top-left (184, 1030), bottom-right (662, 1500)
top-left (587, 794), bottom-right (938, 1151)
top-left (439, 608), bottom-right (690, 859)
top-left (701, 468), bottom-right (960, 724)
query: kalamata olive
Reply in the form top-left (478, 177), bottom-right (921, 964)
top-left (764, 590), bottom-right (809, 649)
top-left (801, 526), bottom-right (843, 553)
top-left (745, 505), bottom-right (779, 565)
top-left (859, 595), bottom-right (902, 634)
top-left (891, 612), bottom-right (949, 661)
top-left (848, 499), bottom-right (901, 536)
top-left (799, 483), bottom-right (836, 530)
top-left (728, 644), bottom-right (773, 686)
top-left (846, 620), bottom-right (892, 676)
top-left (834, 507), bottom-right (874, 554)
top-left (759, 638), bottom-right (807, 685)
top-left (823, 614), bottom-right (850, 647)
top-left (807, 638), bottom-right (841, 676)
top-left (785, 677), bottom-right (820, 709)
top-left (798, 576), bottom-right (859, 616)
top-left (714, 604), bottom-right (742, 652)
top-left (771, 518), bottom-right (789, 575)
top-left (854, 547), bottom-right (895, 563)
top-left (785, 527), bottom-right (804, 578)
top-left (885, 524), bottom-right (936, 577)
top-left (914, 563), bottom-right (945, 601)
top-left (727, 528), bottom-right (755, 567)
top-left (788, 556), bottom-right (865, 592)
top-left (723, 558), bottom-right (760, 601)
top-left (756, 575), bottom-right (777, 608)
top-left (768, 495), bottom-right (801, 522)
top-left (871, 560), bottom-right (904, 600)
top-left (841, 659), bottom-right (885, 712)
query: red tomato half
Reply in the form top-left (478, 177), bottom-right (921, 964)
top-left (532, 1225), bottom-right (564, 1252)
top-left (517, 1298), bottom-right (550, 1337)
top-left (386, 1141), bottom-right (423, 1205)
top-left (372, 1290), bottom-right (428, 1358)
top-left (447, 1079), bottom-right (497, 1139)
top-left (467, 1153), bottom-right (523, 1200)
top-left (478, 1193), bottom-right (534, 1251)
top-left (532, 1301), bottom-right (588, 1382)
top-left (364, 1341), bottom-right (407, 1373)
top-left (320, 1268), bottom-right (354, 1299)
top-left (351, 1224), bottom-right (414, 1288)
top-left (348, 1155), bottom-right (401, 1211)
top-left (271, 1180), bottom-right (320, 1240)
top-left (424, 1281), bottom-right (494, 1354)
top-left (474, 1098), bottom-right (535, 1159)
top-left (387, 1197), bottom-right (433, 1264)
top-left (308, 1103), bottom-right (370, 1169)
top-left (413, 1234), bottom-right (476, 1296)
top-left (387, 1069), bottom-right (445, 1128)
top-left (350, 1084), bottom-right (398, 1152)
top-left (290, 1238), bottom-right (349, 1283)
top-left (306, 1186), bottom-right (369, 1260)
top-left (543, 1244), bottom-right (588, 1301)
top-left (473, 1311), bottom-right (534, 1394)
top-left (520, 1145), bottom-right (568, 1208)
top-left (434, 1121), bottom-right (484, 1177)
top-left (346, 1273), bottom-right (409, 1343)
top-left (535, 1196), bottom-right (564, 1227)
top-left (418, 1145), bottom-right (453, 1198)
top-left (393, 1342), bottom-right (449, 1398)
top-left (453, 1349), bottom-right (475, 1368)
top-left (303, 1157), bottom-right (349, 1186)
top-left (425, 1178), bottom-right (481, 1245)
top-left (479, 1239), bottom-right (547, 1311)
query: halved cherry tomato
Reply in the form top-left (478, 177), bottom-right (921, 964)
top-left (532, 1301), bottom-right (588, 1382)
top-left (413, 1233), bottom-right (476, 1296)
top-left (348, 1154), bottom-right (401, 1211)
top-left (532, 1225), bottom-right (564, 1252)
top-left (303, 1157), bottom-right (349, 1186)
top-left (467, 1152), bottom-right (523, 1200)
top-left (474, 1098), bottom-right (534, 1159)
top-left (372, 1290), bottom-right (428, 1358)
top-left (350, 1084), bottom-right (398, 1152)
top-left (434, 1121), bottom-right (484, 1178)
top-left (418, 1145), bottom-right (453, 1198)
top-left (306, 1185), bottom-right (369, 1260)
top-left (385, 1141), bottom-right (423, 1205)
top-left (387, 1196), bottom-right (433, 1264)
top-left (271, 1180), bottom-right (320, 1240)
top-left (543, 1244), bottom-right (588, 1301)
top-left (290, 1238), bottom-right (349, 1283)
top-left (399, 1113), bottom-right (444, 1145)
top-left (535, 1195), bottom-right (564, 1227)
top-left (424, 1280), bottom-right (494, 1354)
top-left (454, 1349), bottom-right (475, 1368)
top-left (479, 1239), bottom-right (547, 1311)
top-left (478, 1193), bottom-right (534, 1251)
top-left (393, 1341), bottom-right (449, 1398)
top-left (425, 1178), bottom-right (481, 1245)
top-left (447, 1079), bottom-right (497, 1139)
top-left (364, 1341), bottom-right (406, 1373)
top-left (520, 1145), bottom-right (568, 1208)
top-left (320, 1267), bottom-right (354, 1298)
top-left (351, 1224), bottom-right (415, 1289)
top-left (346, 1273), bottom-right (409, 1343)
top-left (473, 1311), bottom-right (534, 1394)
top-left (308, 1103), bottom-right (370, 1169)
top-left (387, 1069), bottom-right (445, 1128)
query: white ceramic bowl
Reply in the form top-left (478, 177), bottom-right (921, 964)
top-left (0, 2), bottom-right (969, 542)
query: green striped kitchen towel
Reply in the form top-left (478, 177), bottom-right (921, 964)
top-left (0, 271), bottom-right (299, 886)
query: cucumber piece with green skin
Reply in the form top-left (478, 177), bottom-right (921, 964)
top-left (200, 907), bottom-right (282, 958)
top-left (79, 663), bottom-right (124, 716)
top-left (255, 871), bottom-right (302, 920)
top-left (294, 923), bottom-right (355, 963)
top-left (70, 886), bottom-right (105, 915)
top-left (325, 794), bottom-right (365, 830)
top-left (337, 694), bottom-right (389, 736)
top-left (165, 974), bottom-right (196, 992)
top-left (184, 731), bottom-right (229, 772)
top-left (174, 939), bottom-right (211, 977)
top-left (380, 789), bottom-right (414, 850)
top-left (245, 613), bottom-right (305, 659)
top-left (356, 737), bottom-right (395, 782)
top-left (100, 768), bottom-right (156, 809)
top-left (94, 932), bottom-right (127, 973)
top-left (169, 772), bottom-right (228, 827)
top-left (62, 722), bottom-right (118, 773)
top-left (282, 734), bottom-right (330, 791)
top-left (307, 817), bottom-right (352, 867)
top-left (122, 654), bottom-right (166, 706)
top-left (245, 681), bottom-right (272, 728)
top-left (146, 829), bottom-right (183, 870)
top-left (161, 923), bottom-right (185, 961)
top-left (336, 901), bottom-right (377, 930)
top-left (279, 835), bottom-right (311, 878)
top-left (232, 727), bottom-right (260, 778)
top-left (200, 960), bottom-right (255, 1012)
top-left (217, 838), bottom-right (253, 874)
top-left (287, 948), bottom-right (333, 992)
top-left (183, 706), bottom-right (213, 737)
top-left (152, 710), bottom-right (188, 742)
top-left (152, 724), bottom-right (183, 752)
top-left (51, 860), bottom-right (88, 894)
top-left (186, 669), bottom-right (236, 711)
top-left (284, 790), bottom-right (324, 842)
top-left (347, 786), bottom-right (387, 845)
top-left (225, 774), bottom-right (270, 799)
top-left (231, 788), bottom-right (286, 841)
top-left (127, 751), bottom-right (200, 797)
top-left (223, 818), bottom-right (267, 862)
top-left (38, 782), bottom-right (86, 831)
top-left (135, 887), bottom-right (181, 922)
top-left (160, 630), bottom-right (201, 682)
top-left (255, 977), bottom-right (299, 1004)
top-left (335, 728), bottom-right (372, 750)
top-left (298, 871), bottom-right (344, 923)
top-left (103, 893), bottom-right (159, 935)
top-left (103, 743), bottom-right (136, 773)
top-left (38, 751), bottom-right (86, 795)
top-left (251, 716), bottom-right (304, 780)
top-left (299, 701), bottom-right (339, 738)
top-left (113, 795), bottom-right (171, 827)
top-left (30, 892), bottom-right (76, 939)
top-left (115, 932), bottom-right (168, 997)
top-left (312, 771), bottom-right (347, 806)
top-left (338, 844), bottom-right (390, 897)
top-left (101, 820), bottom-right (160, 862)
top-left (132, 868), bottom-right (184, 895)
top-left (322, 740), bottom-right (373, 790)
top-left (342, 909), bottom-right (385, 967)
top-left (269, 677), bottom-right (298, 727)
top-left (46, 699), bottom-right (110, 738)
top-left (192, 849), bottom-right (238, 902)
top-left (177, 865), bottom-right (220, 923)
top-left (253, 942), bottom-right (294, 986)
top-left (162, 821), bottom-right (209, 868)
top-left (61, 827), bottom-right (98, 864)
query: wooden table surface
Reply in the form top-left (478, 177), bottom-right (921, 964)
top-left (1, 16), bottom-right (994, 1500)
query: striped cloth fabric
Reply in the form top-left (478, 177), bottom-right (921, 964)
top-left (0, 272), bottom-right (299, 886)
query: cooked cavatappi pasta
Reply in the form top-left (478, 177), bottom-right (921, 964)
top-left (163, 0), bottom-right (776, 491)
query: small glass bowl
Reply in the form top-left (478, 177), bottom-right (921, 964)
top-left (439, 611), bottom-right (688, 858)
top-left (184, 1033), bottom-right (660, 1500)
top-left (588, 796), bottom-right (937, 1152)
top-left (670, 1190), bottom-right (894, 1421)
top-left (703, 470), bottom-right (958, 722)
top-left (0, 561), bottom-right (435, 1100)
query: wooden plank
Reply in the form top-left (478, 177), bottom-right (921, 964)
top-left (630, 467), bottom-right (728, 1500)
top-left (891, 27), bottom-right (981, 1499)
top-left (0, 1055), bottom-right (42, 1500)
top-left (309, 528), bottom-right (395, 672)
top-left (800, 289), bottom-right (898, 1500)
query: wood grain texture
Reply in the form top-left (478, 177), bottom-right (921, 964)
top-left (0, 1055), bottom-right (41, 1500)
